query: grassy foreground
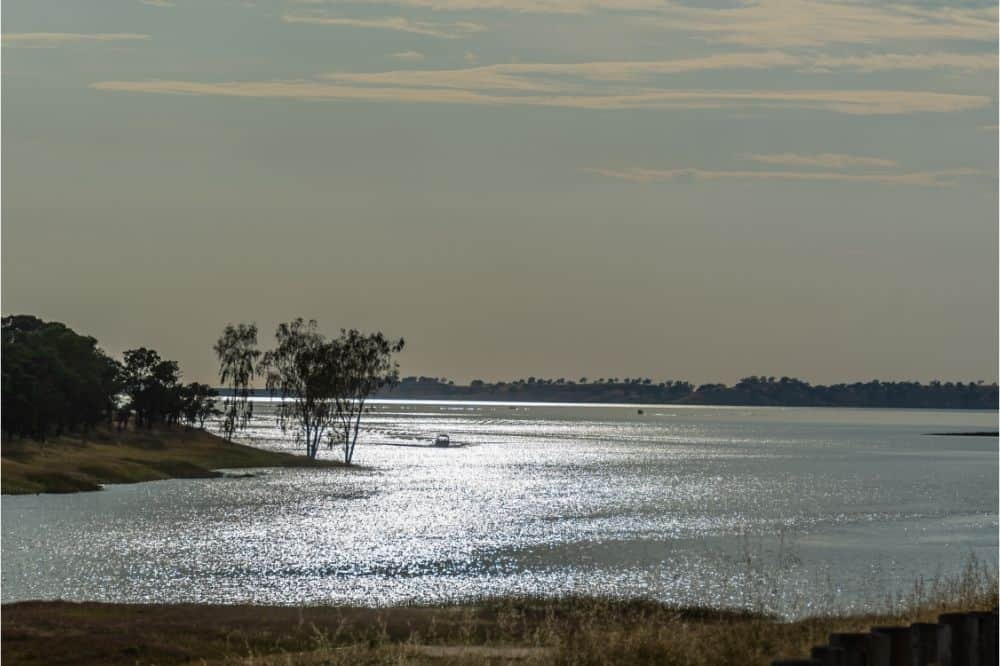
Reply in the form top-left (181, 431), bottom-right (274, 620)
top-left (3, 590), bottom-right (997, 666)
top-left (1, 426), bottom-right (340, 495)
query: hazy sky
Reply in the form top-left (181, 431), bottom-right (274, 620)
top-left (2, 0), bottom-right (997, 386)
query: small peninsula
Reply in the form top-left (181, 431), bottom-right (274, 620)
top-left (1, 426), bottom-right (339, 495)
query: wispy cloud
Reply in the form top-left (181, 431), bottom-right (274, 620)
top-left (741, 153), bottom-right (898, 170)
top-left (2, 32), bottom-right (151, 48)
top-left (282, 14), bottom-right (487, 39)
top-left (140, 0), bottom-right (175, 7)
top-left (315, 52), bottom-right (993, 95)
top-left (292, 0), bottom-right (1000, 46)
top-left (286, 0), bottom-right (658, 14)
top-left (636, 0), bottom-right (998, 47)
top-left (91, 78), bottom-right (991, 115)
top-left (809, 52), bottom-right (998, 73)
top-left (316, 53), bottom-right (803, 94)
top-left (588, 166), bottom-right (982, 187)
top-left (392, 50), bottom-right (425, 61)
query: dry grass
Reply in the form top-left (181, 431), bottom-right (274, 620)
top-left (3, 555), bottom-right (995, 665)
top-left (1, 426), bottom-right (342, 495)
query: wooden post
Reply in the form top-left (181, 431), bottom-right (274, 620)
top-left (830, 633), bottom-right (874, 666)
top-left (910, 622), bottom-right (939, 666)
top-left (938, 612), bottom-right (979, 666)
top-left (970, 611), bottom-right (998, 665)
top-left (811, 645), bottom-right (846, 666)
top-left (868, 632), bottom-right (891, 666)
top-left (872, 626), bottom-right (913, 666)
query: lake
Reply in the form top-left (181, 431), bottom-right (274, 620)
top-left (2, 401), bottom-right (997, 617)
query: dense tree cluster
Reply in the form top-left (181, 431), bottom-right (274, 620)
top-left (2, 315), bottom-right (121, 439)
top-left (385, 375), bottom-right (998, 409)
top-left (2, 315), bottom-right (219, 440)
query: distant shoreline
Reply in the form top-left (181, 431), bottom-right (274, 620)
top-left (220, 381), bottom-right (1000, 410)
top-left (927, 431), bottom-right (999, 437)
top-left (1, 427), bottom-right (341, 495)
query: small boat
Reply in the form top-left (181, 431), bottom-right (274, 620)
top-left (434, 433), bottom-right (451, 447)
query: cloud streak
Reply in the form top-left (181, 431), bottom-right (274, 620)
top-left (588, 166), bottom-right (982, 187)
top-left (319, 53), bottom-right (801, 92)
top-left (282, 14), bottom-right (487, 39)
top-left (2, 32), bottom-right (151, 48)
top-left (634, 0), bottom-right (997, 47)
top-left (808, 52), bottom-right (998, 73)
top-left (392, 50), bottom-right (425, 61)
top-left (91, 78), bottom-right (991, 115)
top-left (741, 153), bottom-right (899, 169)
top-left (292, 0), bottom-right (999, 47)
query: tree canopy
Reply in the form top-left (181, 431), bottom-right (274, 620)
top-left (260, 319), bottom-right (404, 462)
top-left (2, 315), bottom-right (121, 439)
top-left (3, 315), bottom-right (218, 440)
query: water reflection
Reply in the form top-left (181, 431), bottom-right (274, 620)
top-left (2, 402), bottom-right (996, 617)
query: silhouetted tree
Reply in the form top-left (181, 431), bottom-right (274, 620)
top-left (2, 315), bottom-right (121, 439)
top-left (328, 329), bottom-right (404, 464)
top-left (262, 319), bottom-right (337, 459)
top-left (181, 382), bottom-right (219, 429)
top-left (121, 348), bottom-right (181, 428)
top-left (214, 323), bottom-right (261, 441)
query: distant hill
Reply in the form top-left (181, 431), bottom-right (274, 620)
top-left (227, 376), bottom-right (999, 409)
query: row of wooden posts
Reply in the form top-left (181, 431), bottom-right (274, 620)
top-left (772, 609), bottom-right (998, 666)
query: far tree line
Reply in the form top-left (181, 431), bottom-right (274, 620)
top-left (381, 375), bottom-right (998, 409)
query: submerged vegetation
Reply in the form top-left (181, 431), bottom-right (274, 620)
top-left (3, 556), bottom-right (995, 665)
top-left (382, 375), bottom-right (999, 409)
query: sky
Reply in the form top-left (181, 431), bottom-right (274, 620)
top-left (2, 0), bottom-right (998, 386)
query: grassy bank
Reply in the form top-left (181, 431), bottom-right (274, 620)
top-left (3, 590), bottom-right (997, 666)
top-left (1, 427), bottom-right (341, 495)
top-left (4, 556), bottom-right (996, 665)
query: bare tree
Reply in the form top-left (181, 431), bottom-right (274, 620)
top-left (214, 323), bottom-right (261, 441)
top-left (262, 319), bottom-right (337, 460)
top-left (329, 329), bottom-right (405, 464)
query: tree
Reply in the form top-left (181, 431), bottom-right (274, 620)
top-left (214, 323), bottom-right (261, 441)
top-left (328, 329), bottom-right (404, 464)
top-left (121, 348), bottom-right (181, 428)
top-left (262, 319), bottom-right (337, 459)
top-left (2, 315), bottom-right (121, 439)
top-left (180, 382), bottom-right (220, 429)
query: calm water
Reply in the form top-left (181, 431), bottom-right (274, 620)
top-left (2, 402), bottom-right (997, 616)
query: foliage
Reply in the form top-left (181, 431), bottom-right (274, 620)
top-left (328, 329), bottom-right (404, 464)
top-left (120, 348), bottom-right (183, 428)
top-left (262, 319), bottom-right (338, 459)
top-left (261, 319), bottom-right (404, 462)
top-left (180, 382), bottom-right (220, 429)
top-left (2, 315), bottom-right (121, 439)
top-left (214, 323), bottom-right (261, 440)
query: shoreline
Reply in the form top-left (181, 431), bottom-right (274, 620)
top-left (3, 596), bottom-right (995, 665)
top-left (1, 427), bottom-right (342, 495)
